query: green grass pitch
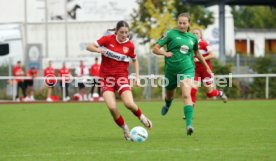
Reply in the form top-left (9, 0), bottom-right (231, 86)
top-left (0, 100), bottom-right (275, 161)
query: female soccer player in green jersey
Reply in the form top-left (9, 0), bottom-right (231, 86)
top-left (152, 13), bottom-right (213, 136)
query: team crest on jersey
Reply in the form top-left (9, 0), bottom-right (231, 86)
top-left (161, 33), bottom-right (167, 40)
top-left (180, 45), bottom-right (189, 54)
top-left (123, 47), bottom-right (129, 53)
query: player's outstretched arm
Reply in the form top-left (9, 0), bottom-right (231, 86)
top-left (132, 58), bottom-right (140, 86)
top-left (86, 43), bottom-right (106, 54)
top-left (204, 50), bottom-right (216, 60)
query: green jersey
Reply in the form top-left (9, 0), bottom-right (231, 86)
top-left (157, 29), bottom-right (198, 72)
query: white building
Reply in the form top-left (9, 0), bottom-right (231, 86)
top-left (0, 0), bottom-right (139, 67)
top-left (204, 5), bottom-right (236, 57)
top-left (201, 5), bottom-right (276, 58)
top-left (235, 29), bottom-right (276, 57)
top-left (0, 24), bottom-right (24, 65)
top-left (1, 0), bottom-right (275, 67)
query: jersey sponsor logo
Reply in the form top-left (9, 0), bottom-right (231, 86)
top-left (104, 48), bottom-right (130, 62)
top-left (180, 45), bottom-right (189, 54)
top-left (109, 44), bottom-right (115, 47)
top-left (123, 47), bottom-right (129, 54)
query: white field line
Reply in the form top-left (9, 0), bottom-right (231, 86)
top-left (0, 146), bottom-right (271, 159)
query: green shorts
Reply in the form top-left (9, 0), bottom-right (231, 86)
top-left (164, 67), bottom-right (194, 90)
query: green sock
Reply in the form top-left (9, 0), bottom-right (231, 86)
top-left (165, 99), bottom-right (173, 108)
top-left (184, 105), bottom-right (193, 127)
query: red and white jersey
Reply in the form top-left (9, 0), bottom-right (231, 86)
top-left (75, 65), bottom-right (89, 83)
top-left (59, 67), bottom-right (70, 82)
top-left (74, 65), bottom-right (89, 77)
top-left (26, 68), bottom-right (38, 80)
top-left (195, 39), bottom-right (212, 69)
top-left (95, 34), bottom-right (136, 77)
top-left (44, 67), bottom-right (55, 77)
top-left (13, 66), bottom-right (25, 82)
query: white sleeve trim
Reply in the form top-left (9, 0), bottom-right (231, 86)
top-left (84, 67), bottom-right (90, 75)
top-left (132, 55), bottom-right (137, 61)
top-left (94, 41), bottom-right (100, 47)
top-left (206, 46), bottom-right (213, 52)
top-left (75, 67), bottom-right (80, 75)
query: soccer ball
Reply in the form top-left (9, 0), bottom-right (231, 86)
top-left (130, 126), bottom-right (148, 142)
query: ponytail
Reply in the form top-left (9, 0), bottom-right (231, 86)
top-left (107, 28), bottom-right (116, 32)
top-left (107, 21), bottom-right (130, 35)
top-left (107, 28), bottom-right (116, 34)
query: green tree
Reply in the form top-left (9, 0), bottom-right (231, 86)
top-left (251, 56), bottom-right (276, 98)
top-left (231, 6), bottom-right (276, 28)
top-left (174, 0), bottom-right (213, 28)
top-left (0, 65), bottom-right (9, 89)
top-left (131, 0), bottom-right (214, 44)
top-left (131, 0), bottom-right (214, 99)
top-left (131, 0), bottom-right (176, 44)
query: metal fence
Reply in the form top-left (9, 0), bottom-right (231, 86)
top-left (0, 74), bottom-right (276, 102)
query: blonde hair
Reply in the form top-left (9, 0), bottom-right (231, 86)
top-left (192, 28), bottom-right (203, 39)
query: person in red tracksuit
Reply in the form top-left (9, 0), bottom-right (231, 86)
top-left (89, 57), bottom-right (102, 101)
top-left (12, 61), bottom-right (26, 101)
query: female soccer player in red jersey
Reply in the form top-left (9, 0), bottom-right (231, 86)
top-left (191, 28), bottom-right (228, 106)
top-left (86, 20), bottom-right (152, 140)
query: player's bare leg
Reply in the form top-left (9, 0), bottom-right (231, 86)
top-left (121, 90), bottom-right (152, 129)
top-left (103, 91), bottom-right (130, 140)
top-left (184, 80), bottom-right (200, 120)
